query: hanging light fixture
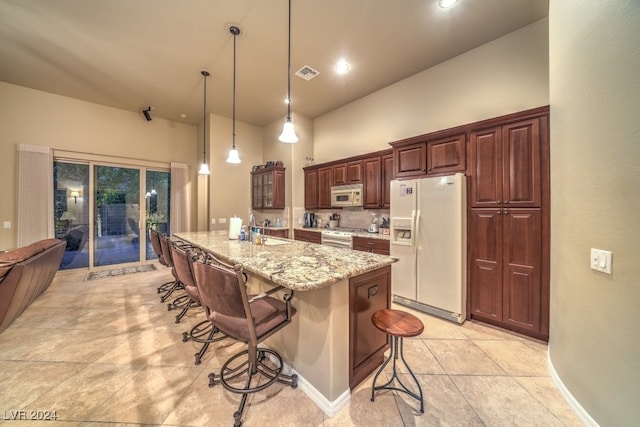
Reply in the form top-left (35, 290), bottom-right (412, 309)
top-left (226, 26), bottom-right (241, 164)
top-left (278, 0), bottom-right (298, 143)
top-left (198, 70), bottom-right (211, 175)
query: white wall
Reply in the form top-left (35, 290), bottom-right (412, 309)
top-left (548, 1), bottom-right (640, 425)
top-left (313, 18), bottom-right (549, 162)
top-left (0, 81), bottom-right (197, 250)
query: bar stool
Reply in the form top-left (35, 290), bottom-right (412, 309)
top-left (370, 308), bottom-right (424, 413)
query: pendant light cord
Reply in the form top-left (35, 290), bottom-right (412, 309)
top-left (202, 70), bottom-right (208, 161)
top-left (286, 0), bottom-right (292, 121)
top-left (232, 29), bottom-right (237, 149)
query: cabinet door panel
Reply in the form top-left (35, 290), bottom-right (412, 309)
top-left (502, 119), bottom-right (541, 207)
top-left (427, 134), bottom-right (466, 175)
top-left (381, 153), bottom-right (394, 208)
top-left (273, 169), bottom-right (285, 209)
top-left (394, 142), bottom-right (427, 178)
top-left (304, 169), bottom-right (319, 210)
top-left (333, 163), bottom-right (347, 185)
top-left (347, 160), bottom-right (363, 183)
top-left (318, 167), bottom-right (333, 209)
top-left (502, 209), bottom-right (541, 331)
top-left (470, 128), bottom-right (502, 207)
top-left (363, 157), bottom-right (381, 208)
top-left (469, 209), bottom-right (503, 321)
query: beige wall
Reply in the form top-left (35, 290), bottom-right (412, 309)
top-left (207, 113), bottom-right (263, 232)
top-left (0, 82), bottom-right (197, 250)
top-left (549, 1), bottom-right (640, 425)
top-left (313, 18), bottom-right (549, 162)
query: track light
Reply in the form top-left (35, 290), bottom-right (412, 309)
top-left (143, 106), bottom-right (152, 121)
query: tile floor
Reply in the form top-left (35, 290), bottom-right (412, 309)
top-left (0, 264), bottom-right (583, 426)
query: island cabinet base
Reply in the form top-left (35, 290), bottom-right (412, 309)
top-left (349, 265), bottom-right (391, 389)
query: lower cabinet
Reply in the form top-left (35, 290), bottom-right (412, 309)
top-left (352, 236), bottom-right (390, 255)
top-left (262, 228), bottom-right (289, 239)
top-left (293, 229), bottom-right (322, 244)
top-left (349, 265), bottom-right (391, 389)
top-left (468, 208), bottom-right (545, 338)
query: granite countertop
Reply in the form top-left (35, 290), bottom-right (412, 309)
top-left (174, 231), bottom-right (397, 292)
top-left (293, 227), bottom-right (391, 241)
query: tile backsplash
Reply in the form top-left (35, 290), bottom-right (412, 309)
top-left (307, 207), bottom-right (390, 229)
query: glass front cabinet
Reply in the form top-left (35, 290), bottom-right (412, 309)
top-left (251, 166), bottom-right (285, 210)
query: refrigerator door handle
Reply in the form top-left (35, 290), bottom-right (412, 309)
top-left (414, 209), bottom-right (420, 249)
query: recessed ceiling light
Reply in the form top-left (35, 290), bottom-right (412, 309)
top-left (439, 0), bottom-right (459, 8)
top-left (335, 59), bottom-right (350, 74)
top-left (180, 113), bottom-right (187, 119)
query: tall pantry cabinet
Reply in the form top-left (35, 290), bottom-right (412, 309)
top-left (467, 109), bottom-right (550, 340)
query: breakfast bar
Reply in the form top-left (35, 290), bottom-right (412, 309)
top-left (173, 231), bottom-right (397, 416)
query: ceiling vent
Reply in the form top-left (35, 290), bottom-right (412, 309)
top-left (295, 65), bottom-right (320, 81)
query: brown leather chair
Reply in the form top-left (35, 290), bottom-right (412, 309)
top-left (169, 242), bottom-right (227, 364)
top-left (192, 259), bottom-right (298, 427)
top-left (158, 233), bottom-right (183, 303)
top-left (149, 229), bottom-right (175, 296)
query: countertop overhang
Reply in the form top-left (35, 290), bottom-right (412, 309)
top-left (173, 231), bottom-right (397, 292)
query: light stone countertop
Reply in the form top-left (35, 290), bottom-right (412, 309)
top-left (173, 231), bottom-right (397, 292)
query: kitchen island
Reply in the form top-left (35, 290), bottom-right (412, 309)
top-left (173, 231), bottom-right (397, 416)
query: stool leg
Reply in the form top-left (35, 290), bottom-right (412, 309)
top-left (371, 336), bottom-right (424, 413)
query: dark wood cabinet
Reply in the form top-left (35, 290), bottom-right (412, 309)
top-left (347, 160), bottom-right (363, 183)
top-left (352, 236), bottom-right (390, 255)
top-left (333, 163), bottom-right (347, 185)
top-left (426, 133), bottom-right (466, 175)
top-left (293, 229), bottom-right (321, 244)
top-left (469, 208), bottom-right (542, 334)
top-left (393, 141), bottom-right (427, 178)
top-left (363, 150), bottom-right (394, 209)
top-left (262, 228), bottom-right (289, 239)
top-left (349, 265), bottom-right (390, 389)
top-left (467, 108), bottom-right (549, 340)
top-left (251, 166), bottom-right (285, 209)
top-left (318, 166), bottom-right (333, 209)
top-left (304, 168), bottom-right (318, 210)
top-left (469, 119), bottom-right (541, 208)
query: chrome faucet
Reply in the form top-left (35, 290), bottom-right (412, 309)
top-left (248, 212), bottom-right (256, 242)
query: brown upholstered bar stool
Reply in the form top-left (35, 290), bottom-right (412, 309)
top-left (370, 308), bottom-right (424, 413)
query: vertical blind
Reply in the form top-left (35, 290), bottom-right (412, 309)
top-left (170, 162), bottom-right (191, 233)
top-left (17, 144), bottom-right (53, 246)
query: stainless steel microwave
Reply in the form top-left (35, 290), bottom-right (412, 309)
top-left (331, 184), bottom-right (363, 207)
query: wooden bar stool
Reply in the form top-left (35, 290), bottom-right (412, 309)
top-left (370, 308), bottom-right (424, 413)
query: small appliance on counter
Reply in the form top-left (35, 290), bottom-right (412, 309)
top-left (304, 212), bottom-right (316, 228)
top-left (368, 213), bottom-right (379, 233)
top-left (380, 217), bottom-right (390, 235)
top-left (329, 213), bottom-right (339, 229)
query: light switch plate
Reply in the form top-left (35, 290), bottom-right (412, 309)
top-left (3, 221), bottom-right (11, 229)
top-left (590, 248), bottom-right (612, 274)
top-left (219, 218), bottom-right (227, 224)
top-left (211, 218), bottom-right (216, 224)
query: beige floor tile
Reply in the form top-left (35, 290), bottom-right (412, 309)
top-left (395, 374), bottom-right (484, 426)
top-left (26, 363), bottom-right (145, 421)
top-left (474, 340), bottom-right (550, 376)
top-left (460, 320), bottom-right (529, 341)
top-left (452, 375), bottom-right (565, 426)
top-left (515, 376), bottom-right (584, 427)
top-left (376, 337), bottom-right (445, 376)
top-left (326, 373), bottom-right (404, 427)
top-left (0, 421), bottom-right (79, 427)
top-left (425, 339), bottom-right (507, 375)
top-left (88, 365), bottom-right (198, 424)
top-left (0, 361), bottom-right (86, 409)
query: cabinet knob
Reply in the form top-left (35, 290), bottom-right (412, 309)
top-left (496, 200), bottom-right (502, 204)
top-left (504, 200), bottom-right (509, 204)
top-left (503, 209), bottom-right (509, 215)
top-left (496, 210), bottom-right (502, 215)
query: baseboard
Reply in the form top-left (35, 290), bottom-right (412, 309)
top-left (547, 348), bottom-right (599, 427)
top-left (261, 350), bottom-right (351, 418)
top-left (293, 369), bottom-right (351, 418)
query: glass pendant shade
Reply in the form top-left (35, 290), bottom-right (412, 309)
top-left (198, 162), bottom-right (210, 175)
top-left (279, 118), bottom-right (298, 143)
top-left (226, 148), bottom-right (241, 164)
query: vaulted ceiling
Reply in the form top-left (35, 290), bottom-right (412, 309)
top-left (0, 0), bottom-right (548, 126)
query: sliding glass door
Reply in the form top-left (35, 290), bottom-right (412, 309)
top-left (54, 159), bottom-right (170, 270)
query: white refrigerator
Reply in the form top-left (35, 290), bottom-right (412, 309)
top-left (390, 173), bottom-right (467, 324)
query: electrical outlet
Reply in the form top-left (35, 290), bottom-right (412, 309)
top-left (219, 218), bottom-right (227, 224)
top-left (211, 218), bottom-right (216, 224)
top-left (3, 221), bottom-right (11, 229)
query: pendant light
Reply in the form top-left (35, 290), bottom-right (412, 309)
top-left (278, 0), bottom-right (298, 143)
top-left (198, 70), bottom-right (211, 175)
top-left (226, 26), bottom-right (241, 164)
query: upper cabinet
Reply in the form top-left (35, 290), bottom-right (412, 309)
top-left (251, 166), bottom-right (285, 210)
top-left (363, 151), bottom-right (394, 209)
top-left (469, 118), bottom-right (542, 208)
top-left (391, 132), bottom-right (465, 179)
top-left (304, 168), bottom-right (319, 210)
top-left (334, 160), bottom-right (363, 185)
